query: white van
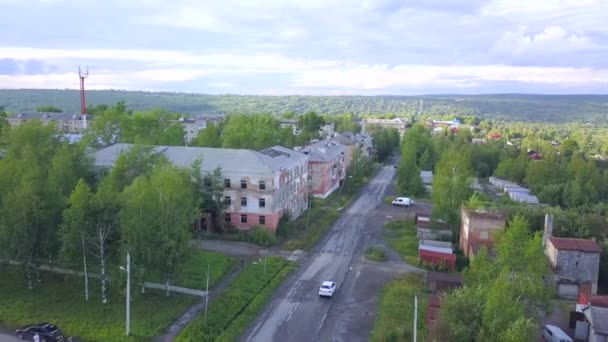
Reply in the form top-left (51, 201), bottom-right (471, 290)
top-left (392, 197), bottom-right (414, 207)
top-left (542, 325), bottom-right (573, 342)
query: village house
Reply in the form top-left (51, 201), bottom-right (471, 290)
top-left (299, 139), bottom-right (346, 198)
top-left (459, 206), bottom-right (506, 258)
top-left (8, 111), bottom-right (89, 134)
top-left (335, 131), bottom-right (373, 161)
top-left (575, 293), bottom-right (608, 342)
top-left (93, 143), bottom-right (309, 232)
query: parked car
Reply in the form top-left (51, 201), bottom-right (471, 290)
top-left (392, 197), bottom-right (414, 207)
top-left (16, 322), bottom-right (64, 342)
top-left (319, 281), bottom-right (337, 297)
top-left (542, 324), bottom-right (573, 342)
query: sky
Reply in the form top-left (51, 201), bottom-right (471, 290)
top-left (0, 0), bottom-right (607, 95)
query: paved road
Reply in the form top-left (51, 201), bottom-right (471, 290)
top-left (0, 331), bottom-right (17, 342)
top-left (241, 164), bottom-right (400, 342)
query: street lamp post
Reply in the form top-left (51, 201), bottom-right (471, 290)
top-left (119, 251), bottom-right (131, 336)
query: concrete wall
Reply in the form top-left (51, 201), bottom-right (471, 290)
top-left (547, 242), bottom-right (600, 295)
top-left (309, 154), bottom-right (346, 199)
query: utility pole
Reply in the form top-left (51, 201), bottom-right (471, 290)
top-left (126, 251), bottom-right (131, 336)
top-left (264, 256), bottom-right (267, 274)
top-left (81, 233), bottom-right (89, 301)
top-left (205, 264), bottom-right (209, 326)
top-left (413, 294), bottom-right (418, 342)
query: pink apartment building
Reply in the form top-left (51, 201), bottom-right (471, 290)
top-left (300, 139), bottom-right (346, 199)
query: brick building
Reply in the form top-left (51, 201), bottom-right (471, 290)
top-left (459, 207), bottom-right (506, 258)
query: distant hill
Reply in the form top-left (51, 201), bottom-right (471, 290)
top-left (1, 89), bottom-right (608, 123)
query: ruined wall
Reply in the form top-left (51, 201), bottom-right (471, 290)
top-left (552, 246), bottom-right (600, 295)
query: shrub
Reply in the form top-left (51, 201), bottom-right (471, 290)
top-left (247, 226), bottom-right (278, 247)
top-left (365, 246), bottom-right (387, 262)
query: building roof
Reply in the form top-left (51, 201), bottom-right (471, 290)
top-left (93, 143), bottom-right (307, 175)
top-left (549, 237), bottom-right (602, 253)
top-left (11, 111), bottom-right (84, 121)
top-left (301, 139), bottom-right (345, 162)
top-left (363, 118), bottom-right (407, 124)
top-left (426, 271), bottom-right (462, 285)
top-left (420, 240), bottom-right (453, 254)
top-left (580, 294), bottom-right (608, 308)
top-left (462, 207), bottom-right (506, 221)
top-left (583, 305), bottom-right (608, 335)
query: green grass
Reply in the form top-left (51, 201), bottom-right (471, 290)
top-left (365, 246), bottom-right (387, 262)
top-left (175, 257), bottom-right (294, 342)
top-left (152, 250), bottom-right (237, 290)
top-left (371, 274), bottom-right (428, 342)
top-left (0, 265), bottom-right (197, 342)
top-left (280, 191), bottom-right (354, 251)
top-left (385, 220), bottom-right (419, 266)
top-left (383, 196), bottom-right (395, 204)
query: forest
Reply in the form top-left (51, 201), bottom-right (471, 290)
top-left (1, 89), bottom-right (608, 123)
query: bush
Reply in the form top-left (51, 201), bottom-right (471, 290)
top-left (365, 246), bottom-right (387, 262)
top-left (245, 226), bottom-right (278, 247)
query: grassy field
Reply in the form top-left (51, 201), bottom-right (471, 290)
top-left (175, 257), bottom-right (295, 342)
top-left (365, 246), bottom-right (387, 262)
top-left (147, 250), bottom-right (237, 290)
top-left (371, 274), bottom-right (428, 342)
top-left (384, 220), bottom-right (419, 265)
top-left (0, 265), bottom-right (197, 342)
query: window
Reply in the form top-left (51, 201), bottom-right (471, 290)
top-left (308, 174), bottom-right (313, 181)
top-left (259, 180), bottom-right (266, 190)
top-left (259, 215), bottom-right (266, 225)
top-left (224, 178), bottom-right (231, 188)
top-left (241, 179), bottom-right (247, 189)
top-left (308, 164), bottom-right (312, 171)
top-left (259, 198), bottom-right (266, 208)
top-left (224, 196), bottom-right (231, 206)
top-left (204, 177), bottom-right (211, 187)
top-left (241, 214), bottom-right (247, 223)
top-left (241, 197), bottom-right (247, 206)
top-left (224, 213), bottom-right (231, 222)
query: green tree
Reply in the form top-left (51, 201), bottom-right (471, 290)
top-left (192, 122), bottom-right (222, 147)
top-left (83, 101), bottom-right (129, 147)
top-left (297, 111), bottom-right (325, 143)
top-left (397, 144), bottom-right (425, 196)
top-left (222, 114), bottom-right (284, 150)
top-left (106, 145), bottom-right (166, 191)
top-left (431, 145), bottom-right (473, 228)
top-left (191, 159), bottom-right (228, 233)
top-left (36, 105), bottom-right (62, 113)
top-left (121, 164), bottom-right (198, 295)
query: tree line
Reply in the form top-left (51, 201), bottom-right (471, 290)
top-left (3, 90), bottom-right (608, 123)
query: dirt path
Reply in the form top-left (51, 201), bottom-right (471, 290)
top-left (151, 264), bottom-right (245, 342)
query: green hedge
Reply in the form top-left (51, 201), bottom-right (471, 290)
top-left (175, 257), bottom-right (293, 342)
top-left (365, 246), bottom-right (387, 262)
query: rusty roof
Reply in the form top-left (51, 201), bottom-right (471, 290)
top-left (549, 237), bottom-right (601, 253)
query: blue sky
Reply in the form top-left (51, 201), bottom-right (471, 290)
top-left (0, 0), bottom-right (607, 95)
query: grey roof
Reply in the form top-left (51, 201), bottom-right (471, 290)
top-left (584, 306), bottom-right (608, 335)
top-left (93, 143), bottom-right (307, 175)
top-left (12, 111), bottom-right (84, 121)
top-left (336, 132), bottom-right (357, 145)
top-left (301, 139), bottom-right (346, 162)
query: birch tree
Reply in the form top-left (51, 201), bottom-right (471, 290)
top-left (121, 164), bottom-right (198, 295)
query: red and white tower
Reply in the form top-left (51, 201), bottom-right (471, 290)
top-left (79, 66), bottom-right (89, 129)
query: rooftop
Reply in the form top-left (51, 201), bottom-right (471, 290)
top-left (93, 143), bottom-right (308, 175)
top-left (583, 305), bottom-right (608, 335)
top-left (549, 237), bottom-right (602, 253)
top-left (11, 111), bottom-right (84, 121)
top-left (301, 139), bottom-right (346, 162)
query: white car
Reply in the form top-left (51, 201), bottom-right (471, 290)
top-left (392, 197), bottom-right (414, 207)
top-left (542, 325), bottom-right (573, 342)
top-left (319, 281), bottom-right (337, 297)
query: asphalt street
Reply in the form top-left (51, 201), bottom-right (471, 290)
top-left (0, 332), bottom-right (17, 342)
top-left (241, 163), bottom-right (413, 342)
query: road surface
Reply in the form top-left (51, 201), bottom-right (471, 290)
top-left (0, 331), bottom-right (17, 342)
top-left (242, 164), bottom-right (398, 342)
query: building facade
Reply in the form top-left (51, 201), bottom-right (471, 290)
top-left (9, 112), bottom-right (88, 133)
top-left (362, 118), bottom-right (408, 136)
top-left (545, 237), bottom-right (601, 296)
top-left (459, 207), bottom-right (506, 258)
top-left (174, 115), bottom-right (225, 144)
top-left (93, 143), bottom-right (308, 232)
top-left (300, 139), bottom-right (346, 198)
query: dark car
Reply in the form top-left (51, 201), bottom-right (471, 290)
top-left (16, 322), bottom-right (64, 341)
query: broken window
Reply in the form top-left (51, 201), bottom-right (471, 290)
top-left (259, 180), bottom-right (266, 190)
top-left (259, 198), bottom-right (266, 208)
top-left (224, 178), bottom-right (231, 188)
top-left (259, 216), bottom-right (266, 225)
top-left (241, 197), bottom-right (247, 206)
top-left (241, 214), bottom-right (247, 223)
top-left (224, 196), bottom-right (231, 206)
top-left (241, 179), bottom-right (247, 189)
top-left (225, 213), bottom-right (231, 222)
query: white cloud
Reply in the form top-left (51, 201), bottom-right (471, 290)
top-left (492, 26), bottom-right (597, 56)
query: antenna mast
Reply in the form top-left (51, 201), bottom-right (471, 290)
top-left (79, 66), bottom-right (89, 129)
